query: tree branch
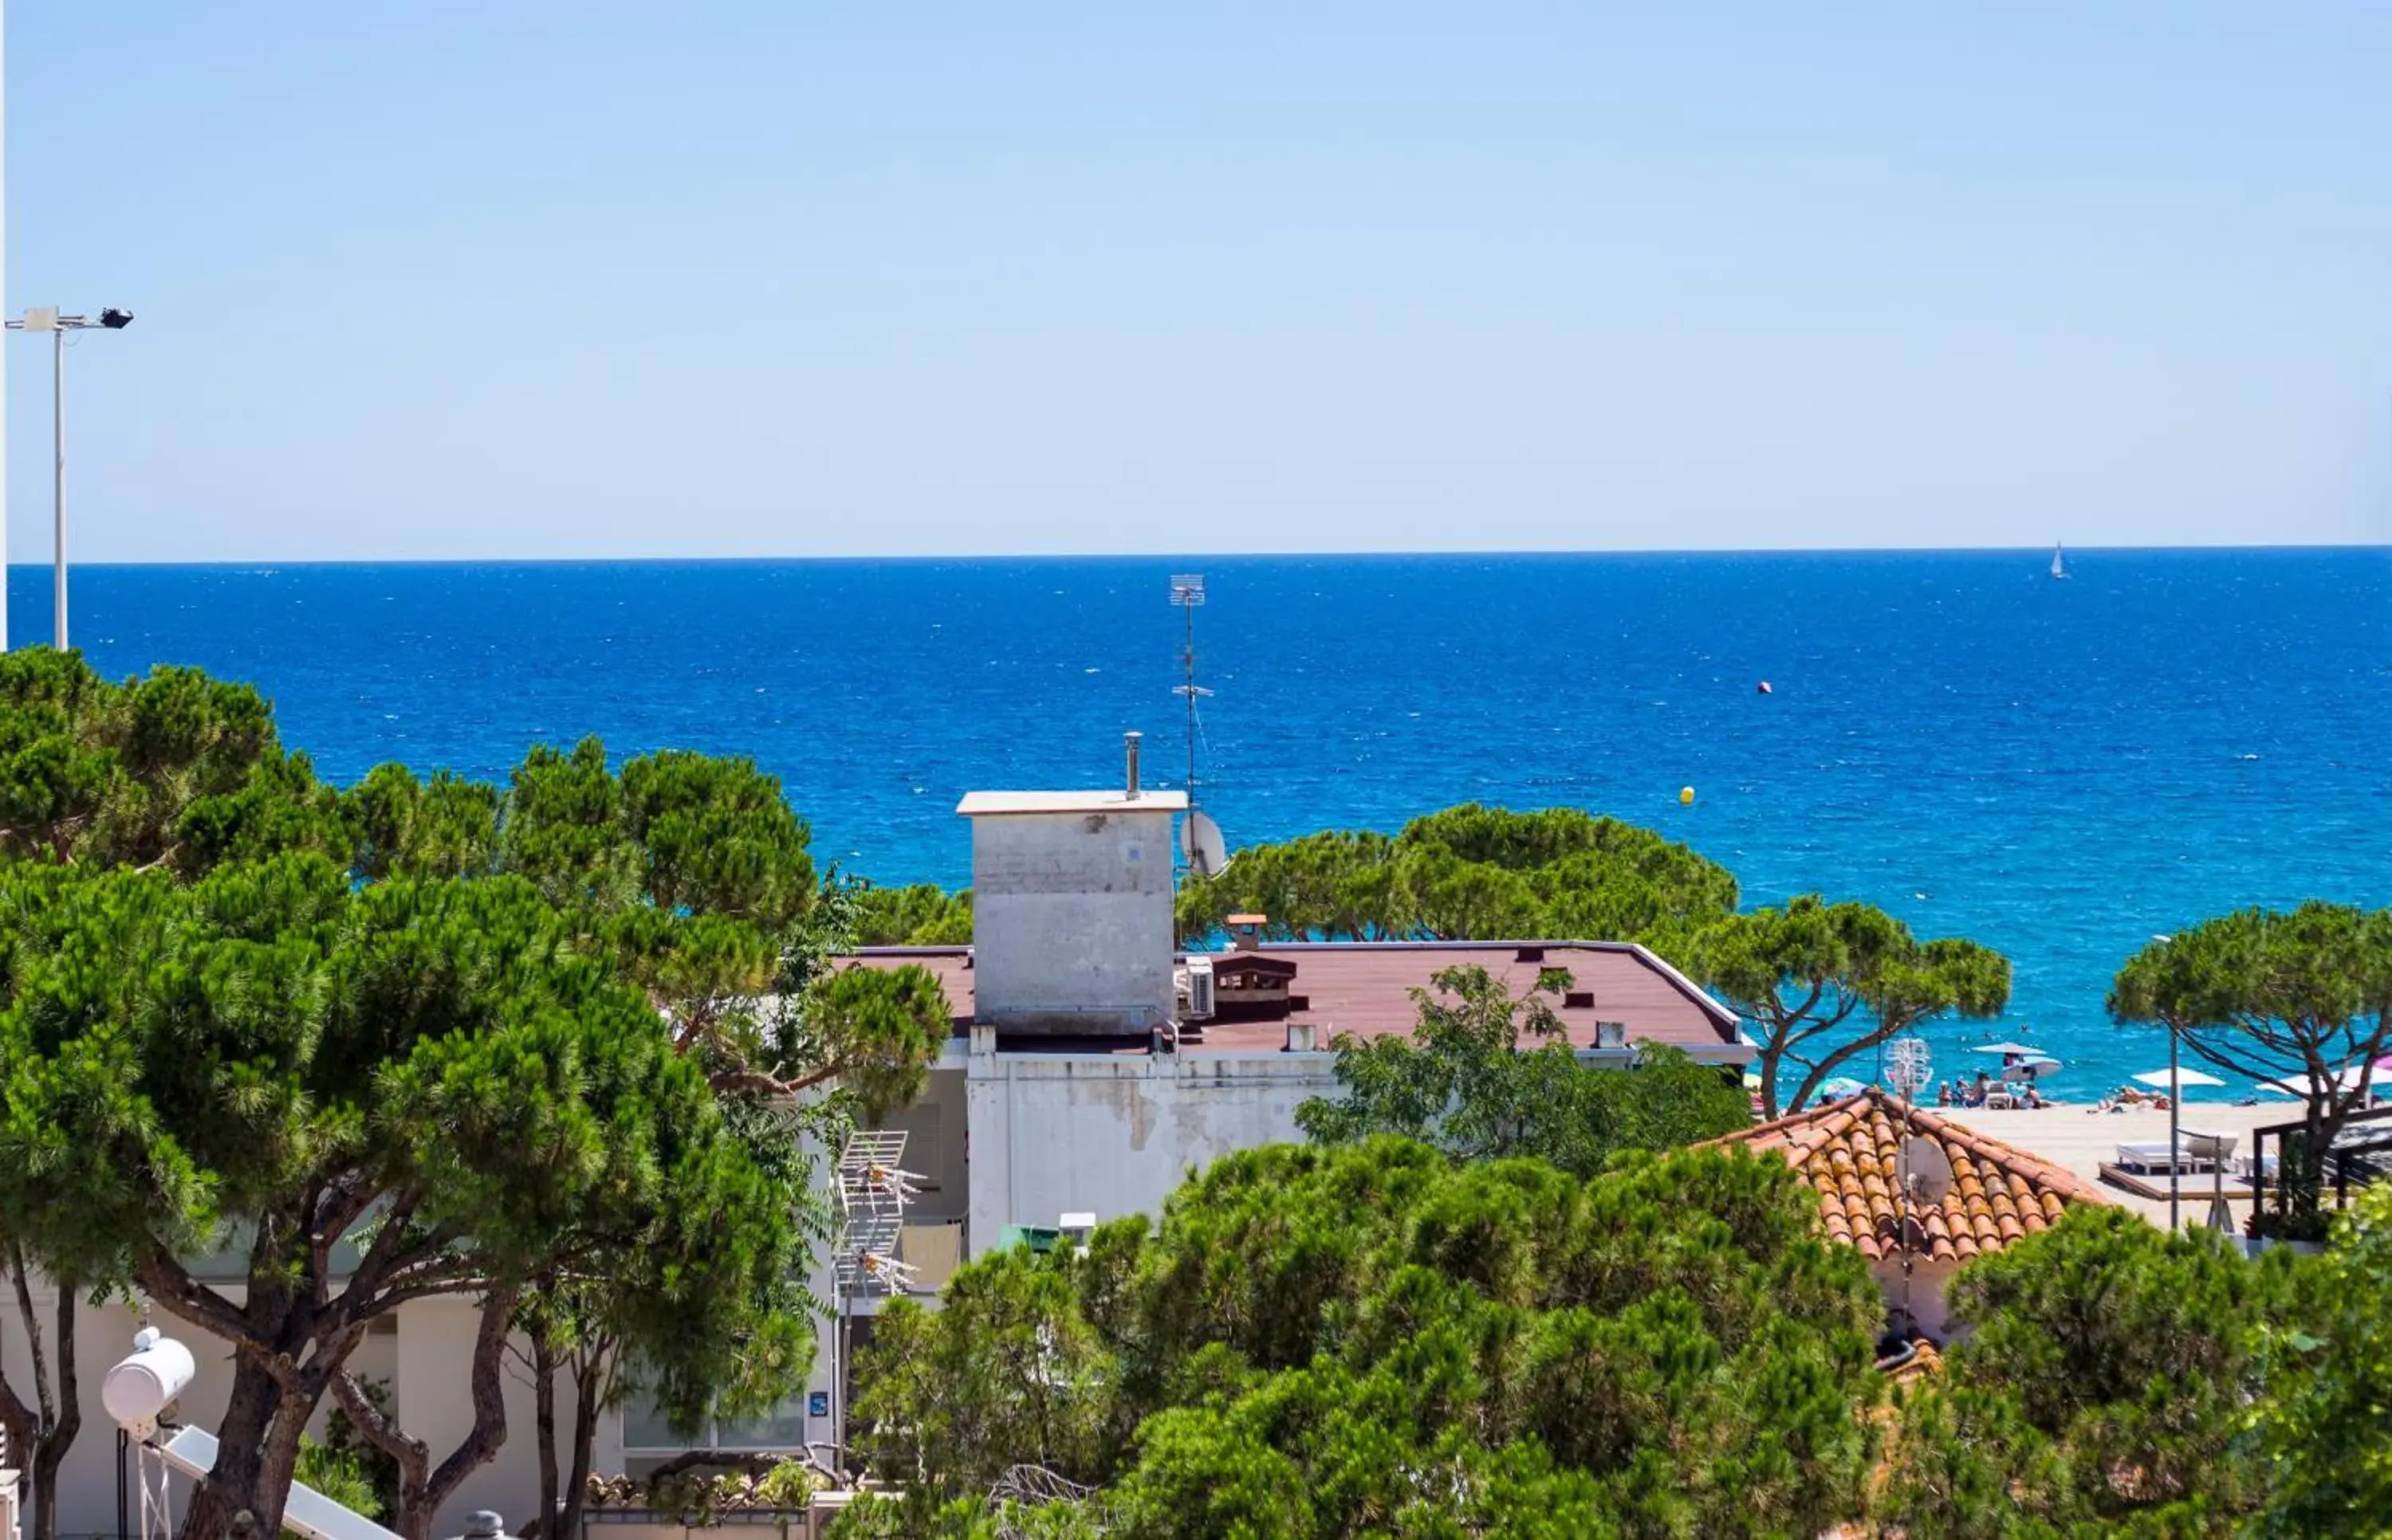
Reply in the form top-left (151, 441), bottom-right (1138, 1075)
top-left (332, 1363), bottom-right (430, 1505)
top-left (341, 1199), bottom-right (440, 1309)
top-left (1790, 1024), bottom-right (1899, 1111)
top-left (420, 1288), bottom-right (520, 1512)
top-left (367, 1273), bottom-right (493, 1316)
top-left (7, 1242), bottom-right (55, 1429)
top-left (314, 1174), bottom-right (389, 1263)
top-left (135, 1250), bottom-right (269, 1357)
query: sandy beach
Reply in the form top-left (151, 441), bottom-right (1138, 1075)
top-left (1939, 1101), bottom-right (2300, 1229)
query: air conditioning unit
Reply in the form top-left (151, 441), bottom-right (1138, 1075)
top-left (1183, 956), bottom-right (1217, 1020)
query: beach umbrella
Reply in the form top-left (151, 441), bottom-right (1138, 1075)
top-left (2130, 1067), bottom-right (2227, 1094)
top-left (2260, 1065), bottom-right (2376, 1098)
top-left (1973, 1043), bottom-right (2044, 1057)
top-left (1818, 1077), bottom-right (1870, 1098)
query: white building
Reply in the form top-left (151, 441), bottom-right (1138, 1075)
top-left (6, 760), bottom-right (1750, 1535)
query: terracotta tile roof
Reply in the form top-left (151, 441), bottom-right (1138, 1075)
top-left (1705, 1088), bottom-right (2109, 1262)
top-left (1884, 1338), bottom-right (1942, 1386)
top-left (836, 941), bottom-right (1745, 1057)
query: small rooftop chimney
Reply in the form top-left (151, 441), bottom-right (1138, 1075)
top-left (1227, 913), bottom-right (1267, 951)
top-left (1124, 731), bottom-right (1143, 799)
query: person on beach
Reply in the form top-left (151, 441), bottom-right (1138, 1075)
top-left (1936, 1080), bottom-right (1953, 1106)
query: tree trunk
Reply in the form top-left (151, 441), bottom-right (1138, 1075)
top-left (25, 1290), bottom-right (77, 1540)
top-left (1757, 1042), bottom-right (1787, 1119)
top-left (558, 1345), bottom-right (607, 1540)
top-left (179, 1360), bottom-right (309, 1540)
top-left (2, 1248), bottom-right (75, 1540)
top-left (532, 1334), bottom-right (560, 1540)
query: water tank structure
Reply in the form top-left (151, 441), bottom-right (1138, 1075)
top-left (100, 1330), bottom-right (195, 1438)
top-left (958, 738), bottom-right (1186, 1036)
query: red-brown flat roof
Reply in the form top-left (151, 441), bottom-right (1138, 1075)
top-left (834, 941), bottom-right (1744, 1057)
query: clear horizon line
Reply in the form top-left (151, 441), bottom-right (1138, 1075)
top-left (22, 540), bottom-right (2391, 571)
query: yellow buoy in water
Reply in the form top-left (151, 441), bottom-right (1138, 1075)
top-left (1679, 786), bottom-right (1696, 806)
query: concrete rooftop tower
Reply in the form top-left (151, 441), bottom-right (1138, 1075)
top-left (957, 733), bottom-right (1186, 1036)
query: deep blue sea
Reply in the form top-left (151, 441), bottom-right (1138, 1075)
top-left (18, 549), bottom-right (2388, 1102)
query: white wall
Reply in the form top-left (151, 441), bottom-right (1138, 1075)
top-left (4, 1287), bottom-right (238, 1540)
top-left (0, 1283), bottom-right (588, 1540)
top-left (868, 1068), bottom-right (969, 1224)
top-left (964, 1043), bottom-right (1339, 1251)
top-left (970, 809), bottom-right (1177, 1034)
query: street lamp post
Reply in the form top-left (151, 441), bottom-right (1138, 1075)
top-left (2153, 933), bottom-right (2179, 1231)
top-left (5, 306), bottom-right (133, 650)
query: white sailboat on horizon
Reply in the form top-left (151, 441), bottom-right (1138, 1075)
top-left (2050, 543), bottom-right (2069, 579)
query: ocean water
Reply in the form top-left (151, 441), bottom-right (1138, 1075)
top-left (21, 548), bottom-right (2389, 1102)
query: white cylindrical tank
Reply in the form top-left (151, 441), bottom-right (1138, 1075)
top-left (101, 1328), bottom-right (196, 1432)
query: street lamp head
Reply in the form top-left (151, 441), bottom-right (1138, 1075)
top-left (99, 308), bottom-right (134, 330)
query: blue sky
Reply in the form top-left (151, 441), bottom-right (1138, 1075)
top-left (6, 3), bottom-right (2387, 560)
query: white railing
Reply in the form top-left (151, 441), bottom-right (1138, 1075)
top-left (1, 1420), bottom-right (18, 1540)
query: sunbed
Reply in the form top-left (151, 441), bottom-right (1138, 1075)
top-left (2113, 1141), bottom-right (2185, 1173)
top-left (2115, 1132), bottom-right (2235, 1174)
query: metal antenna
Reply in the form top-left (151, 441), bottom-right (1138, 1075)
top-left (829, 1130), bottom-right (920, 1460)
top-left (1168, 574), bottom-right (1209, 807)
top-left (1886, 1036), bottom-right (1934, 1335)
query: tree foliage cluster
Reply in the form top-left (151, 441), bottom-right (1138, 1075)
top-left (1883, 1191), bottom-right (2392, 1540)
top-left (1176, 803), bottom-right (1741, 949)
top-left (0, 654), bottom-right (950, 1540)
top-left (852, 880), bottom-right (974, 946)
top-left (2243, 1182), bottom-right (2392, 1534)
top-left (1883, 1208), bottom-right (2301, 1537)
top-left (2111, 903), bottom-right (2392, 1238)
top-left (840, 1138), bottom-right (1886, 1539)
top-left (840, 803), bottom-right (1742, 957)
top-left (1174, 805), bottom-right (2012, 1122)
top-left (1294, 965), bottom-right (1749, 1177)
top-left (1684, 896), bottom-right (2011, 1118)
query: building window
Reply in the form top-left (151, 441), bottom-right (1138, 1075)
top-left (621, 1390), bottom-right (811, 1455)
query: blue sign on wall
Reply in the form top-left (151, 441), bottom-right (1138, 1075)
top-left (808, 1391), bottom-right (831, 1418)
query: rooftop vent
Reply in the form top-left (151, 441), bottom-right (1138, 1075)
top-left (1125, 731), bottom-right (1143, 798)
top-left (1175, 957), bottom-right (1217, 1021)
top-left (1563, 991), bottom-right (1595, 1010)
top-left (1515, 945), bottom-right (1546, 963)
top-left (1595, 1021), bottom-right (1627, 1049)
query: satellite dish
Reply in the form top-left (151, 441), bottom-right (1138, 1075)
top-left (1181, 810), bottom-right (1229, 879)
top-left (1901, 1135), bottom-right (1953, 1207)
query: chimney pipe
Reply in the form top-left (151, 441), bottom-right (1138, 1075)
top-left (1124, 730), bottom-right (1142, 798)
